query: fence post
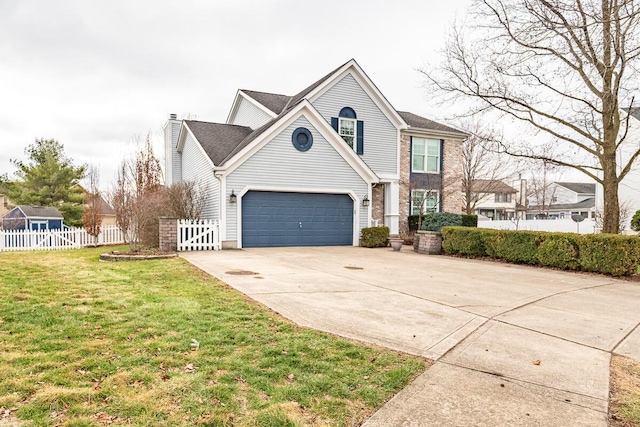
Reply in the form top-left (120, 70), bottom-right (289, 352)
top-left (159, 218), bottom-right (178, 252)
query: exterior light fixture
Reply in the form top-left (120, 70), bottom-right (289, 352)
top-left (229, 190), bottom-right (237, 203)
top-left (362, 196), bottom-right (370, 207)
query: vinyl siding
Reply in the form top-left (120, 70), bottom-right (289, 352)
top-left (226, 116), bottom-right (369, 243)
top-left (230, 96), bottom-right (273, 129)
top-left (313, 73), bottom-right (398, 176)
top-left (164, 119), bottom-right (182, 185)
top-left (181, 132), bottom-right (220, 220)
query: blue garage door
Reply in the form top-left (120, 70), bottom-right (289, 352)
top-left (242, 191), bottom-right (354, 248)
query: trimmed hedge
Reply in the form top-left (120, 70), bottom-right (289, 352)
top-left (360, 226), bottom-right (390, 248)
top-left (441, 226), bottom-right (640, 277)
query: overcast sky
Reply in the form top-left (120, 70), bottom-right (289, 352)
top-left (0, 0), bottom-right (473, 189)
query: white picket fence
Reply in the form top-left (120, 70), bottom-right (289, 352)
top-left (478, 218), bottom-right (596, 234)
top-left (177, 219), bottom-right (221, 251)
top-left (0, 225), bottom-right (126, 252)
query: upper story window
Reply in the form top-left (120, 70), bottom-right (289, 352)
top-left (339, 117), bottom-right (356, 149)
top-left (331, 107), bottom-right (364, 155)
top-left (412, 138), bottom-right (440, 173)
top-left (494, 193), bottom-right (512, 203)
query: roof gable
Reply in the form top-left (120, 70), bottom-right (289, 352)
top-left (14, 205), bottom-right (63, 219)
top-left (216, 100), bottom-right (378, 183)
top-left (242, 90), bottom-right (292, 115)
top-left (472, 179), bottom-right (517, 194)
top-left (555, 182), bottom-right (596, 194)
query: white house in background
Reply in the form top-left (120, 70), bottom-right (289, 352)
top-left (595, 108), bottom-right (640, 233)
top-left (164, 59), bottom-right (467, 248)
top-left (527, 182), bottom-right (596, 220)
top-left (471, 179), bottom-right (527, 220)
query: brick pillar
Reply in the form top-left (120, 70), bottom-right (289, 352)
top-left (159, 218), bottom-right (178, 252)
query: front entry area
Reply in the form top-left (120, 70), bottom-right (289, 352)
top-left (241, 191), bottom-right (354, 248)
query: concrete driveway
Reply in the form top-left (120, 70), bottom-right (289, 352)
top-left (181, 246), bottom-right (640, 426)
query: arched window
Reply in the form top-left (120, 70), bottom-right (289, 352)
top-left (331, 107), bottom-right (364, 155)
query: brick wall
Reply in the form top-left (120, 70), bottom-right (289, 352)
top-left (442, 139), bottom-right (463, 214)
top-left (399, 133), bottom-right (411, 236)
top-left (371, 184), bottom-right (385, 226)
top-left (159, 217), bottom-right (178, 252)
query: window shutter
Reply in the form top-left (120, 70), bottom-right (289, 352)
top-left (331, 117), bottom-right (338, 133)
top-left (356, 120), bottom-right (364, 155)
top-left (440, 139), bottom-right (444, 173)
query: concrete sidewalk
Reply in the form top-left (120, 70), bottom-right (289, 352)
top-left (181, 247), bottom-right (640, 426)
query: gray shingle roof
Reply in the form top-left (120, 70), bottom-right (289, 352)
top-left (241, 60), bottom-right (350, 116)
top-left (398, 111), bottom-right (466, 135)
top-left (242, 90), bottom-right (291, 115)
top-left (184, 120), bottom-right (253, 165)
top-left (625, 107), bottom-right (640, 121)
top-left (555, 182), bottom-right (596, 194)
top-left (17, 205), bottom-right (63, 218)
top-left (191, 60), bottom-right (467, 167)
top-left (529, 197), bottom-right (595, 211)
top-left (471, 179), bottom-right (517, 194)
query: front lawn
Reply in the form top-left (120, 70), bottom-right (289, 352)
top-left (0, 247), bottom-right (426, 426)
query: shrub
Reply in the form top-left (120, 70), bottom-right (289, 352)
top-left (408, 215), bottom-right (420, 231)
top-left (484, 230), bottom-right (542, 264)
top-left (441, 226), bottom-right (487, 257)
top-left (536, 234), bottom-right (580, 270)
top-left (421, 212), bottom-right (463, 232)
top-left (440, 227), bottom-right (640, 276)
top-left (631, 210), bottom-right (640, 232)
top-left (576, 234), bottom-right (640, 276)
top-left (461, 215), bottom-right (478, 228)
top-left (360, 226), bottom-right (390, 248)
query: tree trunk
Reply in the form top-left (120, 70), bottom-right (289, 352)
top-left (602, 159), bottom-right (620, 234)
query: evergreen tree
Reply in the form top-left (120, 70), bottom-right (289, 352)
top-left (1, 139), bottom-right (86, 226)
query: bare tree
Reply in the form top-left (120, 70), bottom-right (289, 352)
top-left (82, 165), bottom-right (104, 246)
top-left (423, 0), bottom-right (640, 233)
top-left (165, 180), bottom-right (208, 220)
top-left (526, 159), bottom-right (562, 219)
top-left (110, 135), bottom-right (165, 250)
top-left (460, 122), bottom-right (512, 214)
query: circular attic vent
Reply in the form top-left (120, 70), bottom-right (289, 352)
top-left (292, 127), bottom-right (313, 152)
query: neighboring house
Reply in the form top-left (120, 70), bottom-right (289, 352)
top-left (164, 59), bottom-right (466, 248)
top-left (77, 186), bottom-right (117, 226)
top-left (1, 206), bottom-right (64, 230)
top-left (527, 182), bottom-right (596, 220)
top-left (471, 179), bottom-right (525, 220)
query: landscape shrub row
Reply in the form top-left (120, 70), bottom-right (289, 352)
top-left (360, 226), bottom-right (390, 247)
top-left (441, 227), bottom-right (640, 277)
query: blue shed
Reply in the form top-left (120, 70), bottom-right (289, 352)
top-left (1, 205), bottom-right (65, 231)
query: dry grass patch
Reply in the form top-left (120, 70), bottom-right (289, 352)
top-left (0, 247), bottom-right (427, 426)
top-left (611, 355), bottom-right (640, 426)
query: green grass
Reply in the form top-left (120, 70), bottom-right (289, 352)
top-left (0, 247), bottom-right (427, 426)
top-left (610, 355), bottom-right (640, 426)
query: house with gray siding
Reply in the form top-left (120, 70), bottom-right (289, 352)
top-left (164, 59), bottom-right (466, 248)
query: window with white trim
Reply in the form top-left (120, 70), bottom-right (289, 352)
top-left (339, 117), bottom-right (356, 149)
top-left (412, 138), bottom-right (440, 173)
top-left (494, 193), bottom-right (512, 203)
top-left (410, 190), bottom-right (439, 215)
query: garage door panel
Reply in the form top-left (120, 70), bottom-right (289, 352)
top-left (242, 191), bottom-right (354, 248)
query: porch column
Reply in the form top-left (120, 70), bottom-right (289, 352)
top-left (384, 181), bottom-right (400, 235)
